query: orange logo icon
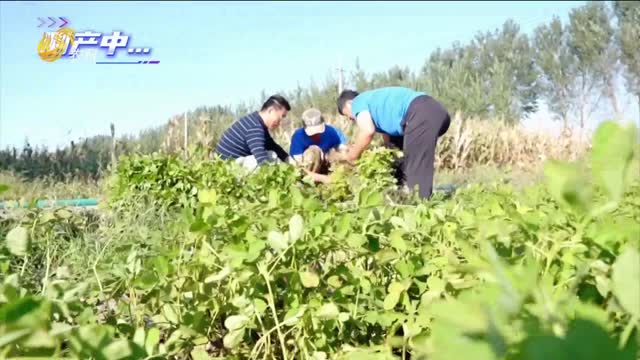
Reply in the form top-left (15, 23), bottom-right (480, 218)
top-left (37, 27), bottom-right (75, 62)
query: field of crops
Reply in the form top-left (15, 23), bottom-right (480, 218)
top-left (1, 121), bottom-right (639, 360)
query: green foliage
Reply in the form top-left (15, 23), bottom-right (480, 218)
top-left (533, 2), bottom-right (625, 128)
top-left (108, 152), bottom-right (245, 208)
top-left (354, 148), bottom-right (402, 192)
top-left (472, 19), bottom-right (540, 119)
top-left (0, 106), bottom-right (238, 182)
top-left (568, 2), bottom-right (617, 128)
top-left (533, 16), bottom-right (578, 126)
top-left (421, 20), bottom-right (539, 123)
top-left (0, 138), bottom-right (113, 181)
top-left (612, 246), bottom-right (640, 319)
top-left (0, 121), bottom-right (639, 359)
top-left (108, 147), bottom-right (403, 210)
top-left (591, 121), bottom-right (638, 202)
top-left (5, 226), bottom-right (29, 257)
top-left (614, 1), bottom-right (640, 102)
top-left (421, 45), bottom-right (488, 120)
top-left (569, 2), bottom-right (615, 72)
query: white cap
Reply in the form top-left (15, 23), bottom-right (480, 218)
top-left (302, 108), bottom-right (325, 136)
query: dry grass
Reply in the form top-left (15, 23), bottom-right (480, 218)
top-left (0, 172), bottom-right (103, 201)
top-left (433, 112), bottom-right (590, 171)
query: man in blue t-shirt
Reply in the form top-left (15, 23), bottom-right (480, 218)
top-left (336, 86), bottom-right (451, 199)
top-left (290, 108), bottom-right (348, 173)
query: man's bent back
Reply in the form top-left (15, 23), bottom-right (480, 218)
top-left (215, 95), bottom-right (291, 168)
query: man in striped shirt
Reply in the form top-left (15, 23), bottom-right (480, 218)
top-left (216, 95), bottom-right (291, 170)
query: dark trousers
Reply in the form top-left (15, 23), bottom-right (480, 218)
top-left (387, 95), bottom-right (451, 199)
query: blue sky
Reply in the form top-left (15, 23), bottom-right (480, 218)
top-left (1, 1), bottom-right (636, 149)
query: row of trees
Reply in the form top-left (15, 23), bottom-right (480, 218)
top-left (0, 106), bottom-right (241, 180)
top-left (272, 1), bottom-right (638, 128)
top-left (1, 1), bottom-right (638, 180)
top-left (0, 138), bottom-right (112, 181)
top-left (356, 1), bottom-right (638, 128)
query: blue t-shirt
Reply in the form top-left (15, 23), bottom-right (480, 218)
top-left (289, 125), bottom-right (347, 156)
top-left (351, 86), bottom-right (425, 136)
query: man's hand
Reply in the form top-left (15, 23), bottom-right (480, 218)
top-left (345, 111), bottom-right (376, 162)
top-left (286, 156), bottom-right (298, 165)
top-left (326, 146), bottom-right (349, 163)
top-left (304, 169), bottom-right (331, 184)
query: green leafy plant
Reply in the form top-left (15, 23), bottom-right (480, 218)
top-left (1, 121), bottom-right (638, 359)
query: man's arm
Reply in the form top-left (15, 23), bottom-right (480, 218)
top-left (304, 169), bottom-right (331, 184)
top-left (336, 127), bottom-right (348, 145)
top-left (329, 128), bottom-right (349, 155)
top-left (247, 129), bottom-right (273, 164)
top-left (344, 111), bottom-right (376, 162)
top-left (265, 132), bottom-right (290, 162)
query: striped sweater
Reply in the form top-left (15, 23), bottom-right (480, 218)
top-left (215, 112), bottom-right (289, 164)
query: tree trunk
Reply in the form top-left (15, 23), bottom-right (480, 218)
top-left (184, 113), bottom-right (188, 159)
top-left (607, 77), bottom-right (620, 119)
top-left (579, 74), bottom-right (586, 129)
top-left (637, 94), bottom-right (640, 131)
top-left (110, 123), bottom-right (117, 174)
